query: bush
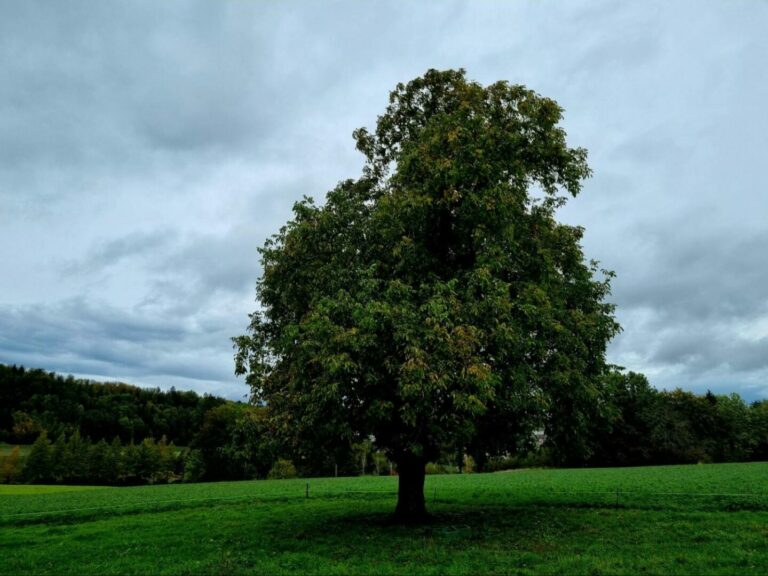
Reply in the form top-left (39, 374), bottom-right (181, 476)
top-left (267, 459), bottom-right (297, 480)
top-left (485, 450), bottom-right (551, 472)
top-left (183, 449), bottom-right (205, 483)
top-left (425, 462), bottom-right (458, 475)
top-left (23, 433), bottom-right (52, 483)
top-left (0, 446), bottom-right (21, 483)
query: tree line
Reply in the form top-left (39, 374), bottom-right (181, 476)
top-left (1, 433), bottom-right (181, 485)
top-left (473, 370), bottom-right (768, 471)
top-left (193, 373), bottom-right (768, 478)
top-left (1, 363), bottom-right (767, 487)
top-left (0, 401), bottom-right (390, 486)
top-left (0, 364), bottom-right (226, 445)
top-left (4, 372), bottom-right (766, 487)
top-left (585, 371), bottom-right (768, 467)
top-left (0, 364), bottom-right (392, 485)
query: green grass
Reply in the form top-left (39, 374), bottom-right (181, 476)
top-left (0, 484), bottom-right (104, 495)
top-left (1, 462), bottom-right (767, 575)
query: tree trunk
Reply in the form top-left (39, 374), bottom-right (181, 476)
top-left (472, 450), bottom-right (488, 473)
top-left (394, 454), bottom-right (427, 523)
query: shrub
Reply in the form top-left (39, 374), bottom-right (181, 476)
top-left (0, 446), bottom-right (21, 483)
top-left (183, 449), bottom-right (205, 483)
top-left (267, 459), bottom-right (297, 480)
top-left (425, 462), bottom-right (459, 475)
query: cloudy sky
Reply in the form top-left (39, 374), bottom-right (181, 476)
top-left (1, 1), bottom-right (767, 401)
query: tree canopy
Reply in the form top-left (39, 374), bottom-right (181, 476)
top-left (0, 364), bottom-right (225, 445)
top-left (234, 69), bottom-right (620, 522)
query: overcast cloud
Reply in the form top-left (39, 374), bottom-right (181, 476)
top-left (1, 0), bottom-right (767, 401)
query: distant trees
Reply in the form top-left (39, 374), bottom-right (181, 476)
top-left (12, 432), bottom-right (182, 485)
top-left (22, 432), bottom-right (52, 483)
top-left (0, 364), bottom-right (288, 484)
top-left (0, 407), bottom-right (395, 486)
top-left (0, 364), bottom-right (226, 445)
top-left (2, 363), bottom-right (766, 487)
top-left (191, 403), bottom-right (276, 481)
top-left (0, 445), bottom-right (21, 483)
top-left (0, 401), bottom-right (290, 486)
top-left (750, 400), bottom-right (768, 460)
top-left (582, 370), bottom-right (768, 467)
top-left (588, 371), bottom-right (658, 466)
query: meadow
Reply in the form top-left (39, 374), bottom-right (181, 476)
top-left (1, 462), bottom-right (766, 575)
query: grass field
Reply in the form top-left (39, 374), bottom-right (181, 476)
top-left (1, 462), bottom-right (766, 575)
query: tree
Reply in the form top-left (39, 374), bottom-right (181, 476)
top-left (134, 438), bottom-right (162, 484)
top-left (183, 449), bottom-right (206, 483)
top-left (0, 446), bottom-right (21, 483)
top-left (750, 400), bottom-right (768, 461)
top-left (87, 439), bottom-right (115, 484)
top-left (64, 430), bottom-right (89, 483)
top-left (11, 411), bottom-right (43, 443)
top-left (49, 433), bottom-right (68, 483)
top-left (23, 432), bottom-right (52, 483)
top-left (192, 403), bottom-right (247, 481)
top-left (223, 406), bottom-right (277, 479)
top-left (588, 370), bottom-right (658, 466)
top-left (711, 393), bottom-right (752, 462)
top-left (234, 69), bottom-right (620, 522)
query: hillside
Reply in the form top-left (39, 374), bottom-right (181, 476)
top-left (0, 364), bottom-right (228, 445)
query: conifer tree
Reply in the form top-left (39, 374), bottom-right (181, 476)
top-left (23, 432), bottom-right (52, 483)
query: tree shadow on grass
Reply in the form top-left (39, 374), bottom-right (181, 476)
top-left (314, 502), bottom-right (582, 543)
top-left (222, 502), bottom-right (594, 576)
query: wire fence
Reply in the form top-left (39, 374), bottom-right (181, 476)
top-left (2, 482), bottom-right (767, 525)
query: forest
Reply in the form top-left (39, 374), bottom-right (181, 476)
top-left (1, 363), bottom-right (767, 487)
top-left (0, 364), bottom-right (226, 445)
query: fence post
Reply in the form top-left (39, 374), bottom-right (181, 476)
top-left (306, 483), bottom-right (309, 499)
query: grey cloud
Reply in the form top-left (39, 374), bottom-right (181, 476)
top-left (0, 298), bottom-right (244, 398)
top-left (729, 339), bottom-right (768, 375)
top-left (650, 326), bottom-right (768, 376)
top-left (1, 1), bottom-right (767, 402)
top-left (1, 2), bottom-right (281, 181)
top-left (64, 231), bottom-right (178, 274)
top-left (609, 319), bottom-right (768, 403)
top-left (600, 219), bottom-right (768, 391)
top-left (573, 12), bottom-right (662, 74)
top-left (157, 228), bottom-right (262, 296)
top-left (613, 226), bottom-right (768, 322)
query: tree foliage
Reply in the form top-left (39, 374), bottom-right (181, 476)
top-left (191, 403), bottom-right (276, 481)
top-left (586, 372), bottom-right (766, 467)
top-left (0, 364), bottom-right (225, 445)
top-left (0, 364), bottom-right (286, 486)
top-left (0, 445), bottom-right (21, 483)
top-left (234, 69), bottom-right (621, 520)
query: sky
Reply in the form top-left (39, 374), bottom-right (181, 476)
top-left (1, 0), bottom-right (767, 401)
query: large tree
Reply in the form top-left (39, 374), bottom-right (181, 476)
top-left (234, 69), bottom-right (620, 522)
